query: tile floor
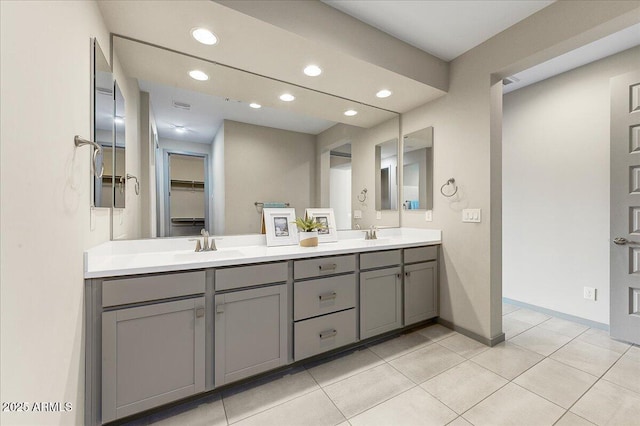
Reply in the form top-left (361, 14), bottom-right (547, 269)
top-left (128, 304), bottom-right (639, 426)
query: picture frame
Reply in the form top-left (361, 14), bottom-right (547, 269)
top-left (262, 208), bottom-right (298, 247)
top-left (305, 208), bottom-right (338, 243)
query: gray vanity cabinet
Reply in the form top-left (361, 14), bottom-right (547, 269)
top-left (360, 250), bottom-right (403, 339)
top-left (214, 279), bottom-right (288, 387)
top-left (101, 297), bottom-right (206, 423)
top-left (403, 246), bottom-right (439, 325)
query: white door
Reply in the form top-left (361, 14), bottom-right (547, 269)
top-left (610, 70), bottom-right (640, 345)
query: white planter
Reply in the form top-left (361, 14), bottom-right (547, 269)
top-left (299, 230), bottom-right (319, 247)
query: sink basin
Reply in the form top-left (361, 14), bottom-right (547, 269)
top-left (173, 249), bottom-right (244, 262)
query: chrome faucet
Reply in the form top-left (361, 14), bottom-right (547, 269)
top-left (363, 226), bottom-right (378, 240)
top-left (190, 229), bottom-right (217, 252)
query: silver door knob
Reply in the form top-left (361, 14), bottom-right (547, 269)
top-left (614, 237), bottom-right (640, 245)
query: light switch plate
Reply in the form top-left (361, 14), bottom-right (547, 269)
top-left (353, 209), bottom-right (362, 219)
top-left (425, 210), bottom-right (433, 221)
top-left (376, 211), bottom-right (382, 220)
top-left (462, 208), bottom-right (481, 223)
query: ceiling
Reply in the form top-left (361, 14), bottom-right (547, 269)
top-left (322, 0), bottom-right (555, 61)
top-left (99, 1), bottom-right (639, 143)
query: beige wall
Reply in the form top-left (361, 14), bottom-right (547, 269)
top-left (211, 123), bottom-right (225, 235)
top-left (223, 120), bottom-right (316, 234)
top-left (401, 1), bottom-right (640, 340)
top-left (503, 46), bottom-right (640, 325)
top-left (0, 1), bottom-right (112, 424)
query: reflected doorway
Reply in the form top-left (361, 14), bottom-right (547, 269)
top-left (165, 152), bottom-right (208, 237)
top-left (329, 143), bottom-right (352, 230)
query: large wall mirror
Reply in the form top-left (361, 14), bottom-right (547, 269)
top-left (402, 126), bottom-right (434, 211)
top-left (112, 35), bottom-right (400, 239)
top-left (92, 39), bottom-right (114, 208)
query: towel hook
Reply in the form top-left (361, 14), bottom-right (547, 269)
top-left (440, 178), bottom-right (458, 197)
top-left (74, 135), bottom-right (103, 178)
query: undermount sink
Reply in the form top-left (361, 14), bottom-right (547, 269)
top-left (173, 249), bottom-right (245, 262)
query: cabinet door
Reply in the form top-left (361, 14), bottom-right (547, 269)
top-left (215, 285), bottom-right (287, 386)
top-left (102, 297), bottom-right (206, 423)
top-left (360, 267), bottom-right (402, 339)
top-left (404, 261), bottom-right (438, 325)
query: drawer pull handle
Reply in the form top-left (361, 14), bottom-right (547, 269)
top-left (196, 307), bottom-right (205, 318)
top-left (319, 263), bottom-right (337, 272)
top-left (319, 329), bottom-right (337, 340)
top-left (319, 292), bottom-right (337, 301)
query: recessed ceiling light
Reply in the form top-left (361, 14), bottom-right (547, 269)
top-left (172, 125), bottom-right (187, 133)
top-left (189, 70), bottom-right (209, 81)
top-left (303, 65), bottom-right (322, 77)
top-left (344, 109), bottom-right (358, 116)
top-left (191, 28), bottom-right (218, 45)
top-left (376, 89), bottom-right (392, 98)
top-left (249, 103), bottom-right (262, 109)
top-left (280, 93), bottom-right (295, 102)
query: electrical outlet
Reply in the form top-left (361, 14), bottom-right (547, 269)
top-left (353, 210), bottom-right (362, 219)
top-left (583, 287), bottom-right (596, 301)
top-left (376, 211), bottom-right (382, 220)
top-left (425, 210), bottom-right (433, 221)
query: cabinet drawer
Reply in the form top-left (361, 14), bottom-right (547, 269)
top-left (294, 255), bottom-right (355, 280)
top-left (360, 249), bottom-right (401, 270)
top-left (215, 262), bottom-right (288, 291)
top-left (102, 271), bottom-right (205, 307)
top-left (404, 246), bottom-right (438, 264)
top-left (294, 309), bottom-right (357, 361)
top-left (294, 275), bottom-right (356, 321)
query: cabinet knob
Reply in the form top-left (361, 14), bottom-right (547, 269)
top-left (196, 307), bottom-right (205, 318)
top-left (396, 273), bottom-right (401, 279)
top-left (216, 304), bottom-right (225, 314)
top-left (405, 272), bottom-right (410, 277)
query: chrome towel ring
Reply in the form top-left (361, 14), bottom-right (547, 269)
top-left (357, 188), bottom-right (368, 203)
top-left (440, 178), bottom-right (458, 197)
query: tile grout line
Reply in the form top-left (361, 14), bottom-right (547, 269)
top-left (303, 363), bottom-right (350, 424)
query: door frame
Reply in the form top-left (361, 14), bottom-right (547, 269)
top-left (161, 149), bottom-right (210, 237)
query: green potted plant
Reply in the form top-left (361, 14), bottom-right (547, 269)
top-left (293, 216), bottom-right (325, 247)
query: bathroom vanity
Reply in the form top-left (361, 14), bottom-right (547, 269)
top-left (84, 228), bottom-right (441, 425)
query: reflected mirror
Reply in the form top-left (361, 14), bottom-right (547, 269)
top-left (92, 39), bottom-right (114, 208)
top-left (112, 35), bottom-right (400, 238)
top-left (402, 126), bottom-right (434, 210)
top-left (114, 83), bottom-right (126, 208)
top-left (375, 138), bottom-right (399, 211)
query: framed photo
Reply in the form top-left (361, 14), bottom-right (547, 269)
top-left (305, 208), bottom-right (338, 243)
top-left (263, 208), bottom-right (298, 247)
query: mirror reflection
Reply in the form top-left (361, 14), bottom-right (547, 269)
top-left (93, 39), bottom-right (113, 208)
top-left (114, 82), bottom-right (126, 208)
top-left (375, 138), bottom-right (399, 211)
top-left (112, 36), bottom-right (400, 238)
top-left (402, 126), bottom-right (434, 210)
top-left (329, 143), bottom-right (352, 230)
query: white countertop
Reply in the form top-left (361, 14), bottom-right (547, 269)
top-left (84, 228), bottom-right (441, 279)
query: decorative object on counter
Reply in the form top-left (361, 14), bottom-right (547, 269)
top-left (254, 201), bottom-right (290, 214)
top-left (293, 216), bottom-right (326, 247)
top-left (440, 178), bottom-right (458, 197)
top-left (304, 208), bottom-right (338, 243)
top-left (262, 208), bottom-right (298, 246)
